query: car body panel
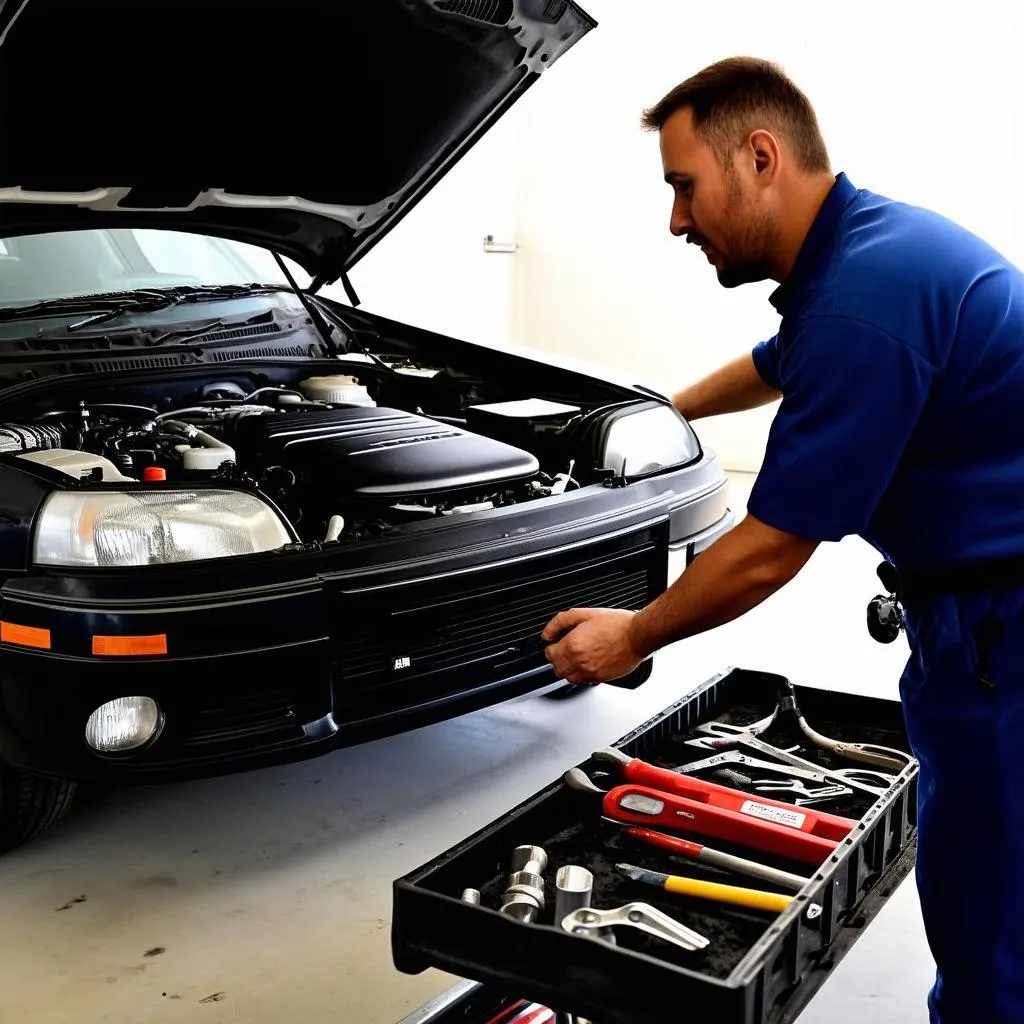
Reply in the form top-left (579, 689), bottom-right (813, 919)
top-left (0, 0), bottom-right (597, 285)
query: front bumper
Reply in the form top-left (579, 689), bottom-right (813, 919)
top-left (0, 464), bottom-right (732, 783)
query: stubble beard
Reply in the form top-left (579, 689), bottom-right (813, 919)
top-left (715, 174), bottom-right (778, 289)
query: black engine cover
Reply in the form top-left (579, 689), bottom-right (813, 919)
top-left (231, 406), bottom-right (540, 499)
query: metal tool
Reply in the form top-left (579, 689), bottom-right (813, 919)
top-left (750, 779), bottom-right (852, 806)
top-left (591, 748), bottom-right (855, 839)
top-left (696, 720), bottom-right (910, 773)
top-left (461, 888), bottom-right (482, 905)
top-left (615, 823), bottom-right (810, 892)
top-left (616, 862), bottom-right (794, 914)
top-left (676, 751), bottom-right (853, 805)
top-left (565, 766), bottom-right (847, 866)
top-left (681, 737), bottom-right (895, 797)
top-left (678, 749), bottom-right (859, 787)
top-left (714, 767), bottom-right (753, 788)
top-left (696, 681), bottom-right (914, 772)
top-left (499, 845), bottom-right (548, 923)
top-left (511, 845), bottom-right (548, 875)
top-left (554, 865), bottom-right (594, 928)
top-left (562, 902), bottom-right (709, 952)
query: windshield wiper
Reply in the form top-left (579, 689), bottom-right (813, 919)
top-left (0, 284), bottom-right (294, 330)
top-left (64, 284), bottom-right (297, 332)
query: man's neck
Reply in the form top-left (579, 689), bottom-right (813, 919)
top-left (770, 173), bottom-right (838, 282)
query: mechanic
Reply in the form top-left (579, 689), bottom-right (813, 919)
top-left (541, 56), bottom-right (1024, 1024)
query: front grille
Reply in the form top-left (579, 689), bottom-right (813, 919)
top-left (180, 684), bottom-right (303, 748)
top-left (335, 526), bottom-right (667, 702)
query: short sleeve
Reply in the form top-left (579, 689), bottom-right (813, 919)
top-left (752, 334), bottom-right (782, 391)
top-left (747, 315), bottom-right (936, 542)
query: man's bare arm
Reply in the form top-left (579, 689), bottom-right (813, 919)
top-left (629, 514), bottom-right (817, 656)
top-left (540, 515), bottom-right (819, 685)
top-left (672, 352), bottom-right (781, 421)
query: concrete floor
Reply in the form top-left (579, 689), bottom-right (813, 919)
top-left (0, 474), bottom-right (935, 1024)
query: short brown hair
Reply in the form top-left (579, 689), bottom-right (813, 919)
top-left (641, 57), bottom-right (830, 173)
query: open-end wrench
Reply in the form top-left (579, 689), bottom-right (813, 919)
top-left (750, 779), bottom-right (852, 806)
top-left (676, 749), bottom-right (849, 785)
top-left (682, 736), bottom-right (895, 798)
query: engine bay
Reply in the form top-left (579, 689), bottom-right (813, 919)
top-left (0, 368), bottom-right (631, 546)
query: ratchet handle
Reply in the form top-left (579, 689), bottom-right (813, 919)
top-left (602, 785), bottom-right (841, 866)
top-left (619, 757), bottom-right (855, 841)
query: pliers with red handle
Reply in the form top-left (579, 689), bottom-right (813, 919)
top-left (564, 748), bottom-right (857, 867)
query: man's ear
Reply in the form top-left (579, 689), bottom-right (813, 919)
top-left (748, 129), bottom-right (781, 182)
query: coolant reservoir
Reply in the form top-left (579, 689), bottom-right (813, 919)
top-left (297, 375), bottom-right (376, 407)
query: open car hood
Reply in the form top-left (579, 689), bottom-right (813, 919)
top-left (0, 0), bottom-right (594, 288)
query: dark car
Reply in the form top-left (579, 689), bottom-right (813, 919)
top-left (0, 0), bottom-right (733, 850)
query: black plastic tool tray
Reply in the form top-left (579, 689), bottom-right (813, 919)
top-left (391, 668), bottom-right (919, 1024)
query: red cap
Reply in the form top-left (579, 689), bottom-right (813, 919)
top-left (142, 466), bottom-right (167, 482)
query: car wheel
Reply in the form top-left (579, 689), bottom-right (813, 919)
top-left (0, 761), bottom-right (77, 852)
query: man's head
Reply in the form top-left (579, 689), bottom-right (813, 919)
top-left (641, 57), bottom-right (833, 287)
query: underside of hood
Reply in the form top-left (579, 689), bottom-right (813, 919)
top-left (0, 0), bottom-right (594, 287)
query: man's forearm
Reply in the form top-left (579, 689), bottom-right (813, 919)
top-left (672, 352), bottom-right (781, 421)
top-left (628, 514), bottom-right (818, 657)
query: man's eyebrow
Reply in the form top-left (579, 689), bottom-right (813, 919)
top-left (664, 171), bottom-right (691, 184)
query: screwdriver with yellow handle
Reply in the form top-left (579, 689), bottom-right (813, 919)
top-left (616, 862), bottom-right (794, 914)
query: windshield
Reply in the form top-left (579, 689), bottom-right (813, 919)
top-left (0, 228), bottom-right (312, 309)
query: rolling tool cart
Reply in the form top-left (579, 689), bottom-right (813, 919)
top-left (391, 667), bottom-right (920, 1024)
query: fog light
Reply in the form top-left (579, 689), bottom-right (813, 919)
top-left (85, 696), bottom-right (162, 753)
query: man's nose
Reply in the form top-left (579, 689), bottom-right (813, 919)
top-left (670, 199), bottom-right (693, 236)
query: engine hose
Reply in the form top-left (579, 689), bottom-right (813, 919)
top-left (162, 420), bottom-right (237, 472)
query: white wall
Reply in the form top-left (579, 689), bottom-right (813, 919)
top-left (332, 107), bottom-right (522, 351)
top-left (507, 0), bottom-right (1024, 471)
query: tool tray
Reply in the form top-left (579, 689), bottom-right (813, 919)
top-left (391, 668), bottom-right (919, 1024)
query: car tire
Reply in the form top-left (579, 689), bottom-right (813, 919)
top-left (0, 761), bottom-right (77, 852)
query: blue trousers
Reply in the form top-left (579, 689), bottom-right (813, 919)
top-left (901, 585), bottom-right (1024, 1023)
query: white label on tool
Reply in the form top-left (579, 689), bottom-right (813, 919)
top-left (739, 800), bottom-right (807, 829)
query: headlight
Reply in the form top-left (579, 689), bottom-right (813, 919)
top-left (597, 403), bottom-right (701, 477)
top-left (33, 489), bottom-right (292, 567)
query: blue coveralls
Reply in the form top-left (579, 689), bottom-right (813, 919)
top-left (748, 173), bottom-right (1024, 1024)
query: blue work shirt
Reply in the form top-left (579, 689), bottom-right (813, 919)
top-left (748, 172), bottom-right (1024, 572)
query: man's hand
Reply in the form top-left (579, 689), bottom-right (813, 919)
top-left (539, 514), bottom-right (818, 688)
top-left (541, 607), bottom-right (646, 685)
